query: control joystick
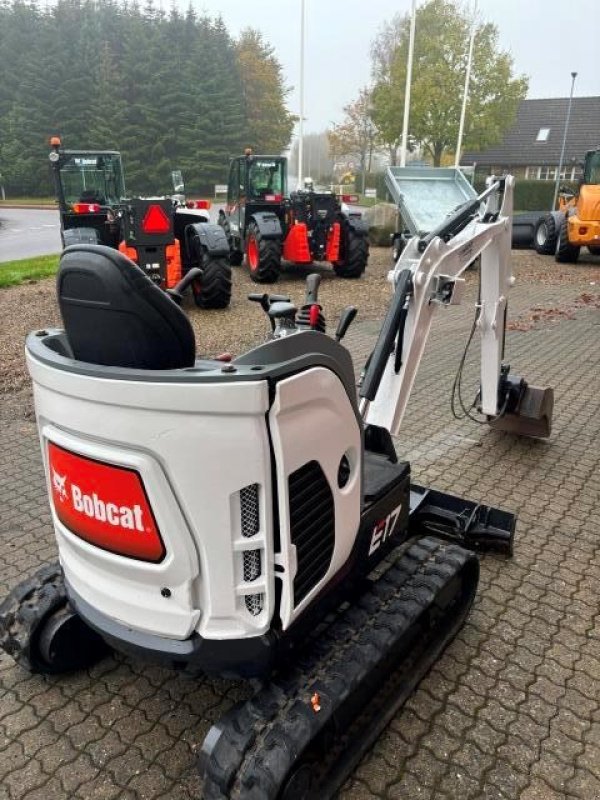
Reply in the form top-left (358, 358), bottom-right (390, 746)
top-left (296, 273), bottom-right (326, 333)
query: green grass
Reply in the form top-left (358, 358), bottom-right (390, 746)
top-left (356, 195), bottom-right (380, 207)
top-left (0, 254), bottom-right (59, 288)
top-left (0, 197), bottom-right (56, 206)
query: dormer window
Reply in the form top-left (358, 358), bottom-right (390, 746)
top-left (536, 127), bottom-right (550, 142)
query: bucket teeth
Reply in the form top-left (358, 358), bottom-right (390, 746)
top-left (490, 385), bottom-right (554, 438)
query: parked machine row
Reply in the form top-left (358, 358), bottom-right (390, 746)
top-left (49, 140), bottom-right (373, 311)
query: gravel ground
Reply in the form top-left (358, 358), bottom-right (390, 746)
top-left (1, 246), bottom-right (599, 399)
top-left (1, 244), bottom-right (599, 800)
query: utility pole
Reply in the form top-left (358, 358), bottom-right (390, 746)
top-left (400, 0), bottom-right (417, 167)
top-left (552, 71), bottom-right (577, 210)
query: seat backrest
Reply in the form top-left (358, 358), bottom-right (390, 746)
top-left (57, 244), bottom-right (196, 369)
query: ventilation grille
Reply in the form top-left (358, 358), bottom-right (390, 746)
top-left (240, 484), bottom-right (260, 538)
top-left (243, 549), bottom-right (261, 582)
top-left (245, 593), bottom-right (264, 616)
top-left (288, 461), bottom-right (335, 605)
top-left (239, 484), bottom-right (262, 616)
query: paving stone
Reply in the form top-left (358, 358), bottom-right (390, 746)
top-left (1, 256), bottom-right (599, 800)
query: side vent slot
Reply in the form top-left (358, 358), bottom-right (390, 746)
top-left (239, 483), bottom-right (263, 616)
top-left (288, 461), bottom-right (335, 606)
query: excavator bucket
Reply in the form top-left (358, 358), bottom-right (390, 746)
top-left (489, 384), bottom-right (554, 438)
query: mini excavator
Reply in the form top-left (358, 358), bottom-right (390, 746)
top-left (0, 175), bottom-right (553, 798)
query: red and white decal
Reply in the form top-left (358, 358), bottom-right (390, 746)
top-left (47, 442), bottom-right (165, 562)
top-left (369, 503), bottom-right (402, 556)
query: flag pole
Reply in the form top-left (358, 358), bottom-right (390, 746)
top-left (455, 1), bottom-right (477, 168)
top-left (400, 0), bottom-right (417, 167)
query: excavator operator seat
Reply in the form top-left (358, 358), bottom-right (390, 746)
top-left (57, 244), bottom-right (195, 370)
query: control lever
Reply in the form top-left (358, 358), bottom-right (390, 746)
top-left (268, 301), bottom-right (298, 339)
top-left (335, 306), bottom-right (358, 341)
top-left (166, 267), bottom-right (203, 305)
top-left (297, 273), bottom-right (326, 332)
top-left (304, 273), bottom-right (321, 304)
top-left (248, 292), bottom-right (291, 330)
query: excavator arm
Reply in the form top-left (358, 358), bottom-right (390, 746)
top-left (360, 176), bottom-right (553, 439)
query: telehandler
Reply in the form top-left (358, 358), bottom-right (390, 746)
top-left (533, 146), bottom-right (600, 262)
top-left (219, 149), bottom-right (369, 282)
top-left (0, 174), bottom-right (553, 798)
top-left (49, 136), bottom-right (231, 308)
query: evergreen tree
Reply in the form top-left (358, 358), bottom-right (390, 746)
top-left (236, 28), bottom-right (296, 155)
top-left (0, 0), bottom-right (293, 196)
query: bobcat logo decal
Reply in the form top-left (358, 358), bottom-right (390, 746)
top-left (52, 468), bottom-right (68, 502)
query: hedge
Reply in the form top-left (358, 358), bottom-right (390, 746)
top-left (474, 178), bottom-right (578, 211)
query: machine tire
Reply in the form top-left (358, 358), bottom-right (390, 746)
top-left (334, 226), bottom-right (369, 278)
top-left (534, 214), bottom-right (558, 255)
top-left (0, 562), bottom-right (110, 674)
top-left (193, 254), bottom-right (232, 309)
top-left (555, 218), bottom-right (580, 263)
top-left (230, 248), bottom-right (244, 266)
top-left (588, 246), bottom-right (600, 256)
top-left (245, 221), bottom-right (281, 283)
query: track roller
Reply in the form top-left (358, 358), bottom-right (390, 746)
top-left (0, 562), bottom-right (110, 674)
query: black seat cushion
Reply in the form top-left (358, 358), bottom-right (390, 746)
top-left (363, 451), bottom-right (410, 503)
top-left (57, 244), bottom-right (195, 369)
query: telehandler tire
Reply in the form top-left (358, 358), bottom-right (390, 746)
top-left (588, 246), bottom-right (600, 256)
top-left (192, 254), bottom-right (232, 309)
top-left (0, 562), bottom-right (110, 674)
top-left (555, 218), bottom-right (580, 263)
top-left (245, 221), bottom-right (281, 283)
top-left (534, 214), bottom-right (558, 255)
top-left (230, 248), bottom-right (244, 266)
top-left (334, 226), bottom-right (369, 278)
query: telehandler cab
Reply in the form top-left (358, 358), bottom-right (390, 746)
top-left (219, 149), bottom-right (369, 282)
top-left (1, 175), bottom-right (554, 798)
top-left (534, 146), bottom-right (600, 262)
top-left (49, 136), bottom-right (232, 308)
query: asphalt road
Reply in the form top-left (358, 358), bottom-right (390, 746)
top-left (0, 207), bottom-right (61, 263)
top-left (0, 201), bottom-right (368, 265)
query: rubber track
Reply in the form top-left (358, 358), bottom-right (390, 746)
top-left (201, 537), bottom-right (479, 799)
top-left (0, 562), bottom-right (66, 672)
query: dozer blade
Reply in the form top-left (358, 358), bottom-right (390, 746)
top-left (199, 537), bottom-right (479, 800)
top-left (489, 384), bottom-right (554, 438)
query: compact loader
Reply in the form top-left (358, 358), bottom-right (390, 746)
top-left (0, 175), bottom-right (554, 798)
top-left (534, 146), bottom-right (600, 262)
top-left (49, 137), bottom-right (231, 308)
top-left (218, 149), bottom-right (369, 282)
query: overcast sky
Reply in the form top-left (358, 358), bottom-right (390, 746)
top-left (188, 0), bottom-right (599, 133)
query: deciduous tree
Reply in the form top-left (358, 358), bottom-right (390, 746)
top-left (370, 0), bottom-right (528, 166)
top-left (328, 88), bottom-right (378, 191)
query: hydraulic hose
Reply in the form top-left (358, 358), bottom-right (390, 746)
top-left (360, 269), bottom-right (413, 402)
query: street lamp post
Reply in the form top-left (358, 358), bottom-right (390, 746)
top-left (552, 71), bottom-right (577, 210)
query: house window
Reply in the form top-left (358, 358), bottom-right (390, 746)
top-left (525, 166), bottom-right (537, 179)
top-left (539, 166), bottom-right (557, 180)
top-left (536, 128), bottom-right (550, 142)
